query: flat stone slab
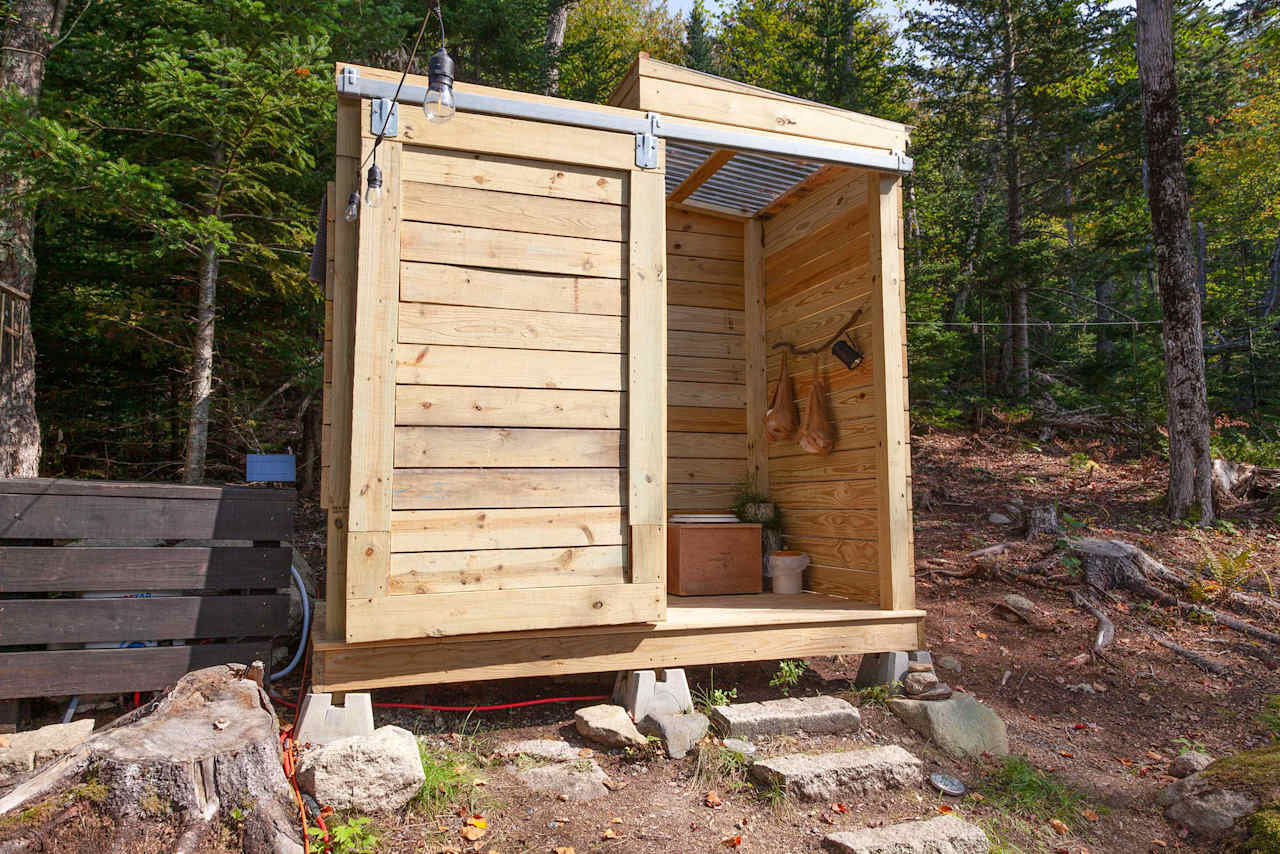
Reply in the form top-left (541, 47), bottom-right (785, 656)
top-left (823, 815), bottom-right (990, 853)
top-left (711, 695), bottom-right (860, 738)
top-left (497, 739), bottom-right (591, 763)
top-left (517, 760), bottom-right (610, 801)
top-left (749, 745), bottom-right (922, 801)
top-left (889, 694), bottom-right (1009, 759)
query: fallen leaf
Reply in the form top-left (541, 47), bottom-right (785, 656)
top-left (577, 748), bottom-right (594, 758)
top-left (1145, 751), bottom-right (1164, 762)
top-left (1059, 751), bottom-right (1075, 759)
top-left (437, 824), bottom-right (451, 832)
top-left (1080, 808), bottom-right (1099, 822)
top-left (0, 736), bottom-right (8, 749)
top-left (601, 829), bottom-right (618, 840)
top-left (610, 817), bottom-right (623, 823)
top-left (553, 848), bottom-right (575, 854)
top-left (705, 791), bottom-right (724, 808)
top-left (474, 779), bottom-right (488, 786)
top-left (938, 804), bottom-right (954, 814)
top-left (831, 803), bottom-right (848, 813)
top-left (461, 826), bottom-right (486, 841)
top-left (721, 836), bottom-right (742, 848)
top-left (1048, 819), bottom-right (1069, 836)
top-left (466, 816), bottom-right (488, 829)
top-left (975, 630), bottom-right (989, 639)
top-left (969, 793), bottom-right (986, 802)
top-left (213, 718), bottom-right (229, 730)
top-left (1152, 841), bottom-right (1168, 849)
top-left (454, 764), bottom-right (469, 775)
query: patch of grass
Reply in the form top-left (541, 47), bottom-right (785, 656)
top-left (853, 682), bottom-right (898, 707)
top-left (693, 742), bottom-right (751, 793)
top-left (413, 728), bottom-right (492, 818)
top-left (769, 659), bottom-right (807, 696)
top-left (138, 788), bottom-right (171, 817)
top-left (1243, 807), bottom-right (1280, 853)
top-left (978, 756), bottom-right (1092, 831)
top-left (1262, 695), bottom-right (1280, 741)
top-left (759, 777), bottom-right (787, 812)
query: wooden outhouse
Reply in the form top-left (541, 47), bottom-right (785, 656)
top-left (315, 56), bottom-right (921, 693)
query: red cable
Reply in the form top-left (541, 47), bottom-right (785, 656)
top-left (269, 693), bottom-right (608, 712)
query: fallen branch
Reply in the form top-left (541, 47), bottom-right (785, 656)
top-left (1070, 590), bottom-right (1115, 657)
top-left (1140, 627), bottom-right (1232, 676)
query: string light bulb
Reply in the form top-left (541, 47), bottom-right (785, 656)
top-left (343, 191), bottom-right (360, 223)
top-left (364, 161), bottom-right (383, 209)
top-left (424, 47), bottom-right (456, 124)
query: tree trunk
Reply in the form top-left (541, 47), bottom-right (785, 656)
top-left (1136, 0), bottom-right (1214, 523)
top-left (183, 240), bottom-right (219, 483)
top-left (1096, 276), bottom-right (1117, 359)
top-left (543, 0), bottom-right (573, 96)
top-left (1261, 225), bottom-right (1280, 316)
top-left (0, 0), bottom-right (66, 479)
top-left (1000, 0), bottom-right (1029, 399)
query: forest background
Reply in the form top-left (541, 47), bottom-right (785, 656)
top-left (1, 0), bottom-right (1276, 489)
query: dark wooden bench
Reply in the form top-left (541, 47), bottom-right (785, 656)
top-left (0, 479), bottom-right (293, 716)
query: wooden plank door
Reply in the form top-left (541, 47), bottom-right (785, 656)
top-left (341, 92), bottom-right (667, 643)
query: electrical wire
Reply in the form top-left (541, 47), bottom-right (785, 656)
top-left (362, 1), bottom-right (436, 169)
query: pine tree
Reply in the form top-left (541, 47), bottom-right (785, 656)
top-left (684, 0), bottom-right (715, 73)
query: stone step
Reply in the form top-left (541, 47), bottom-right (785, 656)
top-left (711, 695), bottom-right (860, 738)
top-left (823, 815), bottom-right (990, 854)
top-left (748, 745), bottom-right (922, 801)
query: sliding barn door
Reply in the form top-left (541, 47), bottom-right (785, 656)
top-left (341, 95), bottom-right (667, 643)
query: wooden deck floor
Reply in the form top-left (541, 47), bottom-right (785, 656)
top-left (311, 593), bottom-right (925, 693)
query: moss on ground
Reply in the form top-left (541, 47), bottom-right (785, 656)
top-left (1202, 744), bottom-right (1280, 797)
top-left (1243, 808), bottom-right (1280, 853)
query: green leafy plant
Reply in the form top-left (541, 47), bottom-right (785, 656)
top-left (854, 682), bottom-right (899, 707)
top-left (731, 477), bottom-right (783, 532)
top-left (413, 721), bottom-right (491, 817)
top-left (1173, 736), bottom-right (1210, 755)
top-left (694, 742), bottom-right (751, 792)
top-left (1261, 695), bottom-right (1280, 741)
top-left (769, 659), bottom-right (807, 695)
top-left (311, 816), bottom-right (378, 854)
top-left (693, 669), bottom-right (739, 715)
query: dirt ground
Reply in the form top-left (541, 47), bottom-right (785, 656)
top-left (6, 428), bottom-right (1278, 853)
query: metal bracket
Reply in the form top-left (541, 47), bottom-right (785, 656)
top-left (371, 97), bottom-right (398, 137)
top-left (337, 65), bottom-right (360, 97)
top-left (634, 112), bottom-right (662, 169)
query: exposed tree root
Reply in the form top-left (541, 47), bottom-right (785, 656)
top-left (1070, 591), bottom-right (1115, 657)
top-left (1140, 627), bottom-right (1233, 676)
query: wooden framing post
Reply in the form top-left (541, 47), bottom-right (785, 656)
top-left (743, 218), bottom-right (768, 492)
top-left (868, 173), bottom-right (914, 611)
top-left (628, 168), bottom-right (668, 594)
top-left (343, 136), bottom-right (402, 638)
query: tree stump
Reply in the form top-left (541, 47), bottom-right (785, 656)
top-left (0, 664), bottom-right (302, 854)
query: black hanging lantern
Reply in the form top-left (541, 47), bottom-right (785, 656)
top-left (832, 331), bottom-right (863, 370)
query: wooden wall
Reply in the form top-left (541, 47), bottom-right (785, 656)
top-left (666, 208), bottom-right (750, 511)
top-left (762, 170), bottom-right (882, 604)
top-left (388, 145), bottom-right (632, 597)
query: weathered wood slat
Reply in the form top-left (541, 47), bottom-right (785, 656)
top-left (668, 483), bottom-right (741, 510)
top-left (668, 330), bottom-right (745, 360)
top-left (0, 547), bottom-right (292, 592)
top-left (667, 281), bottom-right (744, 311)
top-left (0, 643), bottom-right (271, 700)
top-left (0, 595), bottom-right (289, 645)
top-left (0, 491), bottom-right (293, 540)
top-left (668, 432), bottom-right (747, 459)
top-left (667, 381), bottom-right (746, 409)
top-left (667, 458), bottom-right (745, 485)
top-left (0, 479), bottom-right (292, 500)
top-left (667, 230), bottom-right (742, 261)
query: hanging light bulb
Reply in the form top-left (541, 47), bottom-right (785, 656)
top-left (343, 191), bottom-right (360, 223)
top-left (423, 47), bottom-right (456, 124)
top-left (364, 160), bottom-right (383, 209)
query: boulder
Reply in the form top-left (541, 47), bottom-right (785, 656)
top-left (1169, 751), bottom-right (1214, 779)
top-left (517, 760), bottom-right (610, 801)
top-left (824, 815), bottom-right (990, 853)
top-left (888, 694), bottom-right (1009, 758)
top-left (296, 725), bottom-right (425, 813)
top-left (0, 718), bottom-right (95, 777)
top-left (1157, 773), bottom-right (1260, 838)
top-left (639, 711), bottom-right (709, 759)
top-left (903, 671), bottom-right (939, 696)
top-left (937, 655), bottom-right (963, 674)
top-left (574, 704), bottom-right (645, 749)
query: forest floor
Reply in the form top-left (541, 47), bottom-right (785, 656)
top-left (324, 427), bottom-right (1280, 854)
top-left (7, 428), bottom-right (1280, 854)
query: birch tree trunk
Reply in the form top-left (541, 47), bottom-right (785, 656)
top-left (183, 240), bottom-right (219, 483)
top-left (543, 0), bottom-right (573, 96)
top-left (0, 0), bottom-right (67, 478)
top-left (1136, 0), bottom-right (1215, 523)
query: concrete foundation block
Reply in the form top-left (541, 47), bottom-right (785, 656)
top-left (854, 651), bottom-right (910, 688)
top-left (293, 693), bottom-right (374, 745)
top-left (612, 669), bottom-right (692, 722)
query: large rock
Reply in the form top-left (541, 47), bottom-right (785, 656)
top-left (1169, 751), bottom-right (1214, 779)
top-left (889, 694), bottom-right (1009, 758)
top-left (517, 760), bottom-right (610, 801)
top-left (574, 704), bottom-right (645, 749)
top-left (1157, 773), bottom-right (1260, 837)
top-left (749, 746), bottom-right (922, 801)
top-left (639, 711), bottom-right (709, 759)
top-left (0, 718), bottom-right (95, 777)
top-left (296, 725), bottom-right (425, 813)
top-left (823, 815), bottom-right (990, 853)
top-left (711, 696), bottom-right (860, 738)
